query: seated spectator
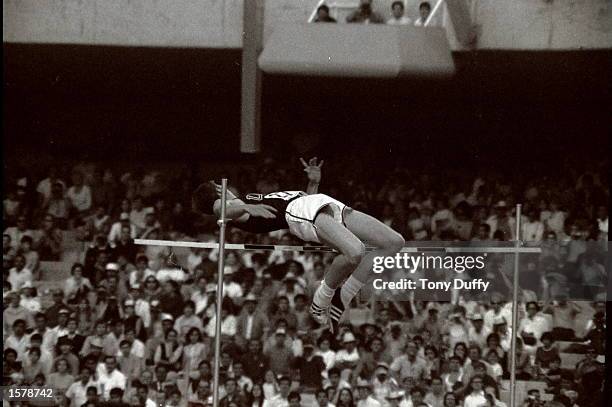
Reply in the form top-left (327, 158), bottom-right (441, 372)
top-left (86, 205), bottom-right (111, 238)
top-left (19, 281), bottom-right (41, 313)
top-left (43, 182), bottom-right (70, 229)
top-left (97, 355), bottom-right (127, 401)
top-left (414, 2), bottom-right (432, 26)
top-left (534, 332), bottom-right (559, 371)
top-left (47, 357), bottom-right (76, 396)
top-left (19, 235), bottom-right (39, 277)
top-left (347, 0), bottom-right (385, 24)
top-left (64, 263), bottom-right (93, 304)
top-left (36, 214), bottom-right (63, 260)
top-left (4, 215), bottom-right (34, 250)
top-left (3, 291), bottom-right (32, 337)
top-left (387, 1), bottom-right (412, 25)
top-left (108, 212), bottom-right (137, 244)
top-left (154, 329), bottom-right (184, 372)
top-left (521, 209), bottom-right (544, 241)
top-left (5, 319), bottom-right (29, 360)
top-left (8, 253), bottom-right (33, 291)
top-left (518, 302), bottom-right (549, 351)
top-left (23, 346), bottom-right (51, 384)
top-left (314, 5), bottom-right (337, 23)
top-left (66, 171), bottom-right (92, 219)
top-left (4, 188), bottom-right (23, 226)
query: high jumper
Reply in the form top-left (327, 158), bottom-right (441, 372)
top-left (192, 157), bottom-right (405, 331)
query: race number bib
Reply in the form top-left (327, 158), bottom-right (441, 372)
top-left (264, 191), bottom-right (305, 200)
top-left (245, 191), bottom-right (304, 201)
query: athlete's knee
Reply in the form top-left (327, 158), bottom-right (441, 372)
top-left (345, 242), bottom-right (366, 267)
top-left (381, 232), bottom-right (405, 253)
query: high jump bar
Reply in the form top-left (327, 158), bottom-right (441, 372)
top-left (134, 239), bottom-right (541, 253)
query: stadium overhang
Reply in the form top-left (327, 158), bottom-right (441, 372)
top-left (259, 23), bottom-right (455, 78)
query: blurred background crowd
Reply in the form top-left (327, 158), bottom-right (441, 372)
top-left (2, 155), bottom-right (607, 407)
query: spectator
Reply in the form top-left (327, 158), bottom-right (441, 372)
top-left (43, 182), bottom-right (70, 229)
top-left (314, 5), bottom-right (337, 23)
top-left (4, 215), bottom-right (34, 250)
top-left (387, 1), bottom-right (412, 25)
top-left (66, 171), bottom-right (92, 218)
top-left (4, 291), bottom-right (32, 337)
top-left (236, 293), bottom-right (268, 347)
top-left (293, 340), bottom-right (326, 390)
top-left (108, 212), bottom-right (138, 244)
top-left (263, 375), bottom-right (291, 407)
top-left (5, 319), bottom-right (29, 360)
top-left (264, 328), bottom-right (294, 376)
top-left (36, 214), bottom-right (63, 260)
top-left (47, 357), bottom-right (76, 396)
top-left (347, 0), bottom-right (385, 24)
top-left (97, 355), bottom-right (127, 401)
top-left (414, 2), bottom-right (432, 26)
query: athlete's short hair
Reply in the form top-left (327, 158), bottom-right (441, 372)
top-left (193, 181), bottom-right (217, 215)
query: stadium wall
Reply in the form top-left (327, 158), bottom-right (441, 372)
top-left (3, 0), bottom-right (612, 50)
top-left (4, 43), bottom-right (610, 170)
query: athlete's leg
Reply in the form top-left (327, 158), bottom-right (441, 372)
top-left (310, 208), bottom-right (365, 322)
top-left (340, 208), bottom-right (405, 307)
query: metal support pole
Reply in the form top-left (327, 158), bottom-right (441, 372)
top-left (509, 203), bottom-right (522, 407)
top-left (212, 179), bottom-right (228, 407)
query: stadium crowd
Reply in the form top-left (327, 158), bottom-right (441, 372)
top-left (3, 156), bottom-right (608, 407)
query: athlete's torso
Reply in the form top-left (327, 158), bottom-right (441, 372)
top-left (237, 191), bottom-right (306, 233)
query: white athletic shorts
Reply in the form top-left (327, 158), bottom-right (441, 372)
top-left (285, 194), bottom-right (347, 243)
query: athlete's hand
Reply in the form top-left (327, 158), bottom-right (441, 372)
top-left (212, 181), bottom-right (237, 200)
top-left (300, 157), bottom-right (323, 184)
top-left (244, 204), bottom-right (278, 219)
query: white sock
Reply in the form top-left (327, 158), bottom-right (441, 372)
top-left (312, 280), bottom-right (335, 310)
top-left (340, 275), bottom-right (365, 308)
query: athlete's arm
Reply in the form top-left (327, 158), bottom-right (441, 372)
top-left (300, 157), bottom-right (324, 195)
top-left (213, 199), bottom-right (278, 222)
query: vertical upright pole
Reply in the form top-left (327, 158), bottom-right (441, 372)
top-left (509, 203), bottom-right (522, 407)
top-left (240, 0), bottom-right (264, 153)
top-left (212, 178), bottom-right (228, 407)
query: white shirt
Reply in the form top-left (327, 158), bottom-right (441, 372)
top-left (134, 299), bottom-right (151, 328)
top-left (223, 281), bottom-right (243, 298)
top-left (29, 329), bottom-right (58, 355)
top-left (191, 291), bottom-right (210, 315)
top-left (519, 314), bottom-right (550, 342)
top-left (66, 185), bottom-right (92, 212)
top-left (387, 16), bottom-right (412, 25)
top-left (129, 269), bottom-right (156, 287)
top-left (205, 315), bottom-right (237, 337)
top-left (107, 222), bottom-right (137, 243)
top-left (262, 394), bottom-right (288, 407)
top-left (358, 396), bottom-right (382, 407)
top-left (20, 296), bottom-right (41, 313)
top-left (5, 334), bottom-right (29, 360)
top-left (8, 267), bottom-right (33, 291)
top-left (37, 178), bottom-right (66, 200)
top-left (116, 339), bottom-right (146, 359)
top-left (156, 268), bottom-right (187, 283)
top-left (97, 368), bottom-right (127, 400)
top-left (317, 349), bottom-right (337, 371)
top-left (65, 379), bottom-right (99, 407)
top-left (522, 221), bottom-right (544, 241)
top-left (464, 391), bottom-right (487, 407)
top-left (245, 315), bottom-right (254, 339)
top-left (335, 348), bottom-right (360, 365)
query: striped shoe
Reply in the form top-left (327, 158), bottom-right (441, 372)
top-left (328, 289), bottom-right (345, 333)
top-left (309, 301), bottom-right (329, 326)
